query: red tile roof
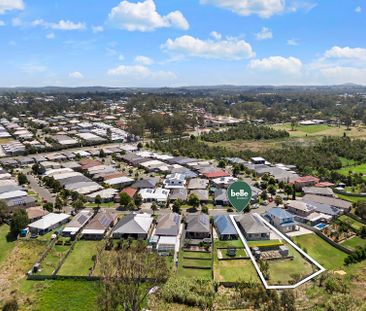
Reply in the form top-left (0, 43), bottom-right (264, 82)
top-left (315, 182), bottom-right (335, 187)
top-left (202, 170), bottom-right (231, 179)
top-left (294, 176), bottom-right (320, 184)
top-left (121, 187), bottom-right (137, 198)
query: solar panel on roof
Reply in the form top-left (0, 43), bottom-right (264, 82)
top-left (78, 215), bottom-right (88, 224)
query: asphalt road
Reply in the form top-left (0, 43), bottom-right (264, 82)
top-left (26, 172), bottom-right (55, 204)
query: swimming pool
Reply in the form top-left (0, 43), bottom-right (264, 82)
top-left (314, 222), bottom-right (327, 230)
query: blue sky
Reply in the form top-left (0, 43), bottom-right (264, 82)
top-left (0, 0), bottom-right (365, 87)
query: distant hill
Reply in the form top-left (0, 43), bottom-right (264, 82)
top-left (0, 84), bottom-right (366, 95)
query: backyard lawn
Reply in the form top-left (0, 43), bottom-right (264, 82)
top-left (40, 244), bottom-right (70, 275)
top-left (337, 163), bottom-right (366, 176)
top-left (214, 259), bottom-right (258, 282)
top-left (58, 241), bottom-right (101, 276)
top-left (339, 215), bottom-right (365, 231)
top-left (215, 239), bottom-right (243, 248)
top-left (292, 233), bottom-right (348, 270)
top-left (178, 251), bottom-right (212, 279)
top-left (341, 236), bottom-right (366, 251)
top-left (0, 225), bottom-right (15, 266)
top-left (267, 245), bottom-right (316, 285)
top-left (29, 280), bottom-right (99, 311)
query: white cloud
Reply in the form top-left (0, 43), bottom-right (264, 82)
top-left (69, 71), bottom-right (84, 79)
top-left (11, 17), bottom-right (22, 27)
top-left (107, 64), bottom-right (176, 80)
top-left (355, 6), bottom-right (362, 13)
top-left (162, 35), bottom-right (255, 60)
top-left (46, 32), bottom-right (55, 39)
top-left (135, 55), bottom-right (154, 65)
top-left (255, 27), bottom-right (272, 40)
top-left (320, 66), bottom-right (366, 85)
top-left (0, 20), bottom-right (4, 26)
top-left (287, 39), bottom-right (298, 46)
top-left (324, 46), bottom-right (366, 60)
top-left (200, 0), bottom-right (316, 18)
top-left (108, 0), bottom-right (189, 32)
top-left (210, 31), bottom-right (222, 40)
top-left (249, 56), bottom-right (303, 74)
top-left (0, 0), bottom-right (24, 14)
top-left (92, 25), bottom-right (104, 33)
top-left (200, 0), bottom-right (286, 18)
top-left (19, 62), bottom-right (47, 74)
top-left (32, 19), bottom-right (86, 31)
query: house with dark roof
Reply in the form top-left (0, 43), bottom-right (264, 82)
top-left (302, 194), bottom-right (352, 212)
top-left (169, 188), bottom-right (188, 201)
top-left (62, 210), bottom-right (93, 237)
top-left (235, 214), bottom-right (270, 241)
top-left (302, 199), bottom-right (342, 219)
top-left (132, 177), bottom-right (159, 189)
top-left (81, 212), bottom-right (118, 240)
top-left (155, 213), bottom-right (181, 236)
top-left (302, 187), bottom-right (334, 197)
top-left (214, 215), bottom-right (238, 240)
top-left (185, 214), bottom-right (211, 240)
top-left (265, 207), bottom-right (297, 233)
top-left (214, 188), bottom-right (229, 206)
top-left (112, 213), bottom-right (153, 240)
top-left (189, 189), bottom-right (209, 203)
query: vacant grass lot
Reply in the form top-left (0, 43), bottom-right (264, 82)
top-left (58, 241), bottom-right (101, 276)
top-left (267, 245), bottom-right (315, 285)
top-left (0, 225), bottom-right (14, 266)
top-left (342, 236), bottom-right (366, 251)
top-left (29, 280), bottom-right (99, 311)
top-left (292, 233), bottom-right (348, 270)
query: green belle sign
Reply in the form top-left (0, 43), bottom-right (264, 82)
top-left (227, 181), bottom-right (252, 212)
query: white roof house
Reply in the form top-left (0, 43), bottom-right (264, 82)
top-left (86, 188), bottom-right (118, 201)
top-left (139, 188), bottom-right (170, 202)
top-left (28, 213), bottom-right (71, 234)
top-left (0, 190), bottom-right (27, 200)
top-left (62, 210), bottom-right (94, 236)
top-left (104, 176), bottom-right (134, 187)
top-left (163, 173), bottom-right (186, 189)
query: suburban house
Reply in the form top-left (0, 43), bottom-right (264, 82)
top-left (189, 189), bottom-right (209, 203)
top-left (303, 200), bottom-right (342, 219)
top-left (132, 177), bottom-right (159, 189)
top-left (28, 213), bottom-right (71, 235)
top-left (26, 207), bottom-right (49, 222)
top-left (187, 178), bottom-right (209, 190)
top-left (302, 186), bottom-right (334, 197)
top-left (202, 170), bottom-right (230, 179)
top-left (211, 176), bottom-right (238, 188)
top-left (185, 214), bottom-right (211, 241)
top-left (138, 188), bottom-right (170, 203)
top-left (251, 157), bottom-right (266, 165)
top-left (265, 207), bottom-right (297, 233)
top-left (235, 214), bottom-right (270, 241)
top-left (214, 188), bottom-right (229, 206)
top-left (81, 212), bottom-right (118, 240)
top-left (163, 173), bottom-right (186, 189)
top-left (302, 194), bottom-right (352, 212)
top-left (112, 213), bottom-right (153, 240)
top-left (293, 176), bottom-right (320, 190)
top-left (214, 215), bottom-right (238, 240)
top-left (169, 188), bottom-right (188, 201)
top-left (155, 213), bottom-right (181, 236)
top-left (285, 200), bottom-right (332, 225)
top-left (62, 210), bottom-right (94, 237)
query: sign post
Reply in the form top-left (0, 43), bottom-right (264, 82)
top-left (227, 181), bottom-right (252, 213)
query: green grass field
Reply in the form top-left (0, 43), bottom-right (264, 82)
top-left (183, 251), bottom-right (212, 259)
top-left (28, 280), bottom-right (99, 311)
top-left (247, 240), bottom-right (283, 248)
top-left (0, 225), bottom-right (14, 266)
top-left (40, 244), bottom-right (70, 275)
top-left (178, 251), bottom-right (212, 279)
top-left (341, 236), bottom-right (366, 251)
top-left (58, 241), bottom-right (101, 276)
top-left (215, 239), bottom-right (244, 248)
top-left (337, 163), bottom-right (366, 176)
top-left (267, 245), bottom-right (315, 285)
top-left (215, 259), bottom-right (258, 282)
top-left (292, 234), bottom-right (348, 270)
top-left (339, 157), bottom-right (357, 167)
top-left (336, 193), bottom-right (366, 203)
top-left (339, 215), bottom-right (365, 231)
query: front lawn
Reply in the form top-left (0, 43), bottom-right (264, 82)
top-left (58, 241), bottom-right (101, 276)
top-left (292, 233), bottom-right (348, 270)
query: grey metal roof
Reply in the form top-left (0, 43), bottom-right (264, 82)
top-left (214, 215), bottom-right (237, 236)
top-left (186, 214), bottom-right (210, 233)
top-left (156, 213), bottom-right (181, 236)
top-left (235, 214), bottom-right (270, 235)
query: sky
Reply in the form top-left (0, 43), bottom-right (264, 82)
top-left (0, 0), bottom-right (366, 87)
